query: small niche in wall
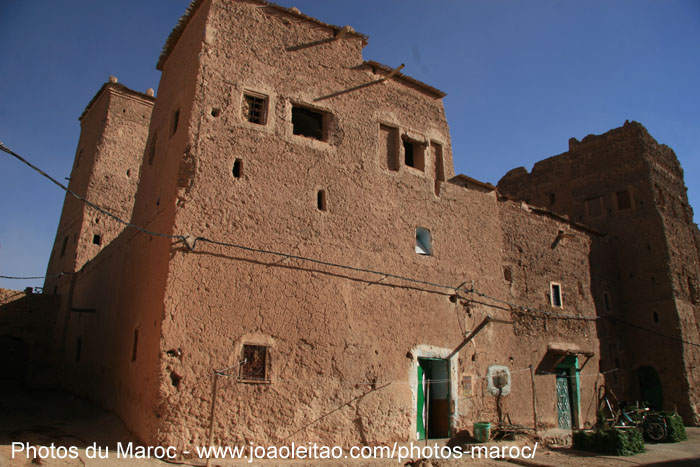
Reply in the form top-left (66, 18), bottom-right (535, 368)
top-left (232, 159), bottom-right (243, 179)
top-left (317, 190), bottom-right (327, 211)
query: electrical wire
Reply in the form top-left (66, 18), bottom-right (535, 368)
top-left (0, 272), bottom-right (70, 280)
top-left (609, 316), bottom-right (700, 348)
top-left (0, 141), bottom-right (185, 244)
top-left (5, 138), bottom-right (700, 357)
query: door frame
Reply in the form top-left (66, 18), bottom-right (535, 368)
top-left (555, 356), bottom-right (581, 429)
top-left (410, 345), bottom-right (459, 440)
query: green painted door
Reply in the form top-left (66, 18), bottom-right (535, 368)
top-left (556, 370), bottom-right (572, 429)
top-left (417, 363), bottom-right (426, 439)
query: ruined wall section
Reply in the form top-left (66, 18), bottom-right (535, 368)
top-left (498, 121), bottom-right (699, 422)
top-left (498, 200), bottom-right (600, 430)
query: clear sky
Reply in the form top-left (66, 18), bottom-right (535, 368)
top-left (1, 0), bottom-right (699, 291)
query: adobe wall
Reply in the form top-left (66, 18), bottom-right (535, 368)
top-left (44, 83), bottom-right (154, 291)
top-left (497, 201), bottom-right (601, 431)
top-left (45, 0), bottom-right (608, 448)
top-left (498, 122), bottom-right (700, 423)
top-left (51, 0), bottom-right (214, 444)
top-left (0, 288), bottom-right (59, 387)
top-left (140, 0), bottom-right (603, 448)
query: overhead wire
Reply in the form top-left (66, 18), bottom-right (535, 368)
top-left (5, 139), bottom-right (700, 354)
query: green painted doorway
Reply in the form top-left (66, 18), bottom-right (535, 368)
top-left (637, 366), bottom-right (663, 410)
top-left (555, 356), bottom-right (580, 429)
top-left (417, 358), bottom-right (450, 439)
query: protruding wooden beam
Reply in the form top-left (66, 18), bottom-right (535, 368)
top-left (382, 63), bottom-right (405, 81)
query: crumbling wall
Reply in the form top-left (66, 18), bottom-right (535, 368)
top-left (498, 121), bottom-right (700, 424)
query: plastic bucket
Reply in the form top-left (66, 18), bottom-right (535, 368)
top-left (473, 421), bottom-right (492, 442)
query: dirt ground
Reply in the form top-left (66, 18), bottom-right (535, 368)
top-left (1, 386), bottom-right (698, 466)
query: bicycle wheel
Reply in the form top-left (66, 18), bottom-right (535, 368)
top-left (645, 419), bottom-right (667, 442)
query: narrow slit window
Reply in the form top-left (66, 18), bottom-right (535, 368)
top-left (653, 311), bottom-right (660, 324)
top-left (432, 141), bottom-right (444, 195)
top-left (147, 133), bottom-right (158, 165)
top-left (75, 337), bottom-right (82, 363)
top-left (292, 105), bottom-right (325, 140)
top-left (131, 329), bottom-right (139, 362)
top-left (550, 282), bottom-right (563, 308)
top-left (171, 108), bottom-right (180, 136)
top-left (603, 291), bottom-right (611, 312)
top-left (415, 227), bottom-right (432, 256)
top-left (60, 235), bottom-right (69, 258)
top-left (239, 344), bottom-right (269, 382)
top-left (243, 93), bottom-right (268, 124)
top-left (317, 190), bottom-right (327, 211)
top-left (233, 159), bottom-right (243, 178)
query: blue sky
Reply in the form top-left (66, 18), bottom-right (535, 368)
top-left (1, 0), bottom-right (699, 290)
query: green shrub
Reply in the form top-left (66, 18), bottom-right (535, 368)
top-left (573, 428), bottom-right (645, 456)
top-left (661, 412), bottom-right (687, 442)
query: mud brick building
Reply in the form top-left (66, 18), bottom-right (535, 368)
top-left (16, 0), bottom-right (696, 449)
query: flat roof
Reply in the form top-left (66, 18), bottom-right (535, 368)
top-left (157, 0), bottom-right (369, 71)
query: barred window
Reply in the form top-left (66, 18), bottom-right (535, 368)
top-left (243, 93), bottom-right (268, 125)
top-left (239, 344), bottom-right (269, 382)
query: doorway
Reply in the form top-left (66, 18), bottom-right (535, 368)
top-left (417, 358), bottom-right (450, 439)
top-left (555, 356), bottom-right (580, 429)
top-left (637, 366), bottom-right (663, 410)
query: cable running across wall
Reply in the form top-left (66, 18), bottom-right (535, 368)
top-left (6, 139), bottom-right (700, 353)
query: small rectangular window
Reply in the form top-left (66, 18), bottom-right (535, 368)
top-left (379, 124), bottom-right (399, 171)
top-left (586, 196), bottom-right (603, 218)
top-left (243, 93), bottom-right (268, 124)
top-left (550, 282), bottom-right (563, 308)
top-left (416, 227), bottom-right (432, 256)
top-left (292, 105), bottom-right (325, 141)
top-left (403, 137), bottom-right (425, 171)
top-left (239, 344), bottom-right (269, 382)
top-left (617, 190), bottom-right (631, 210)
top-left (92, 234), bottom-right (102, 245)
